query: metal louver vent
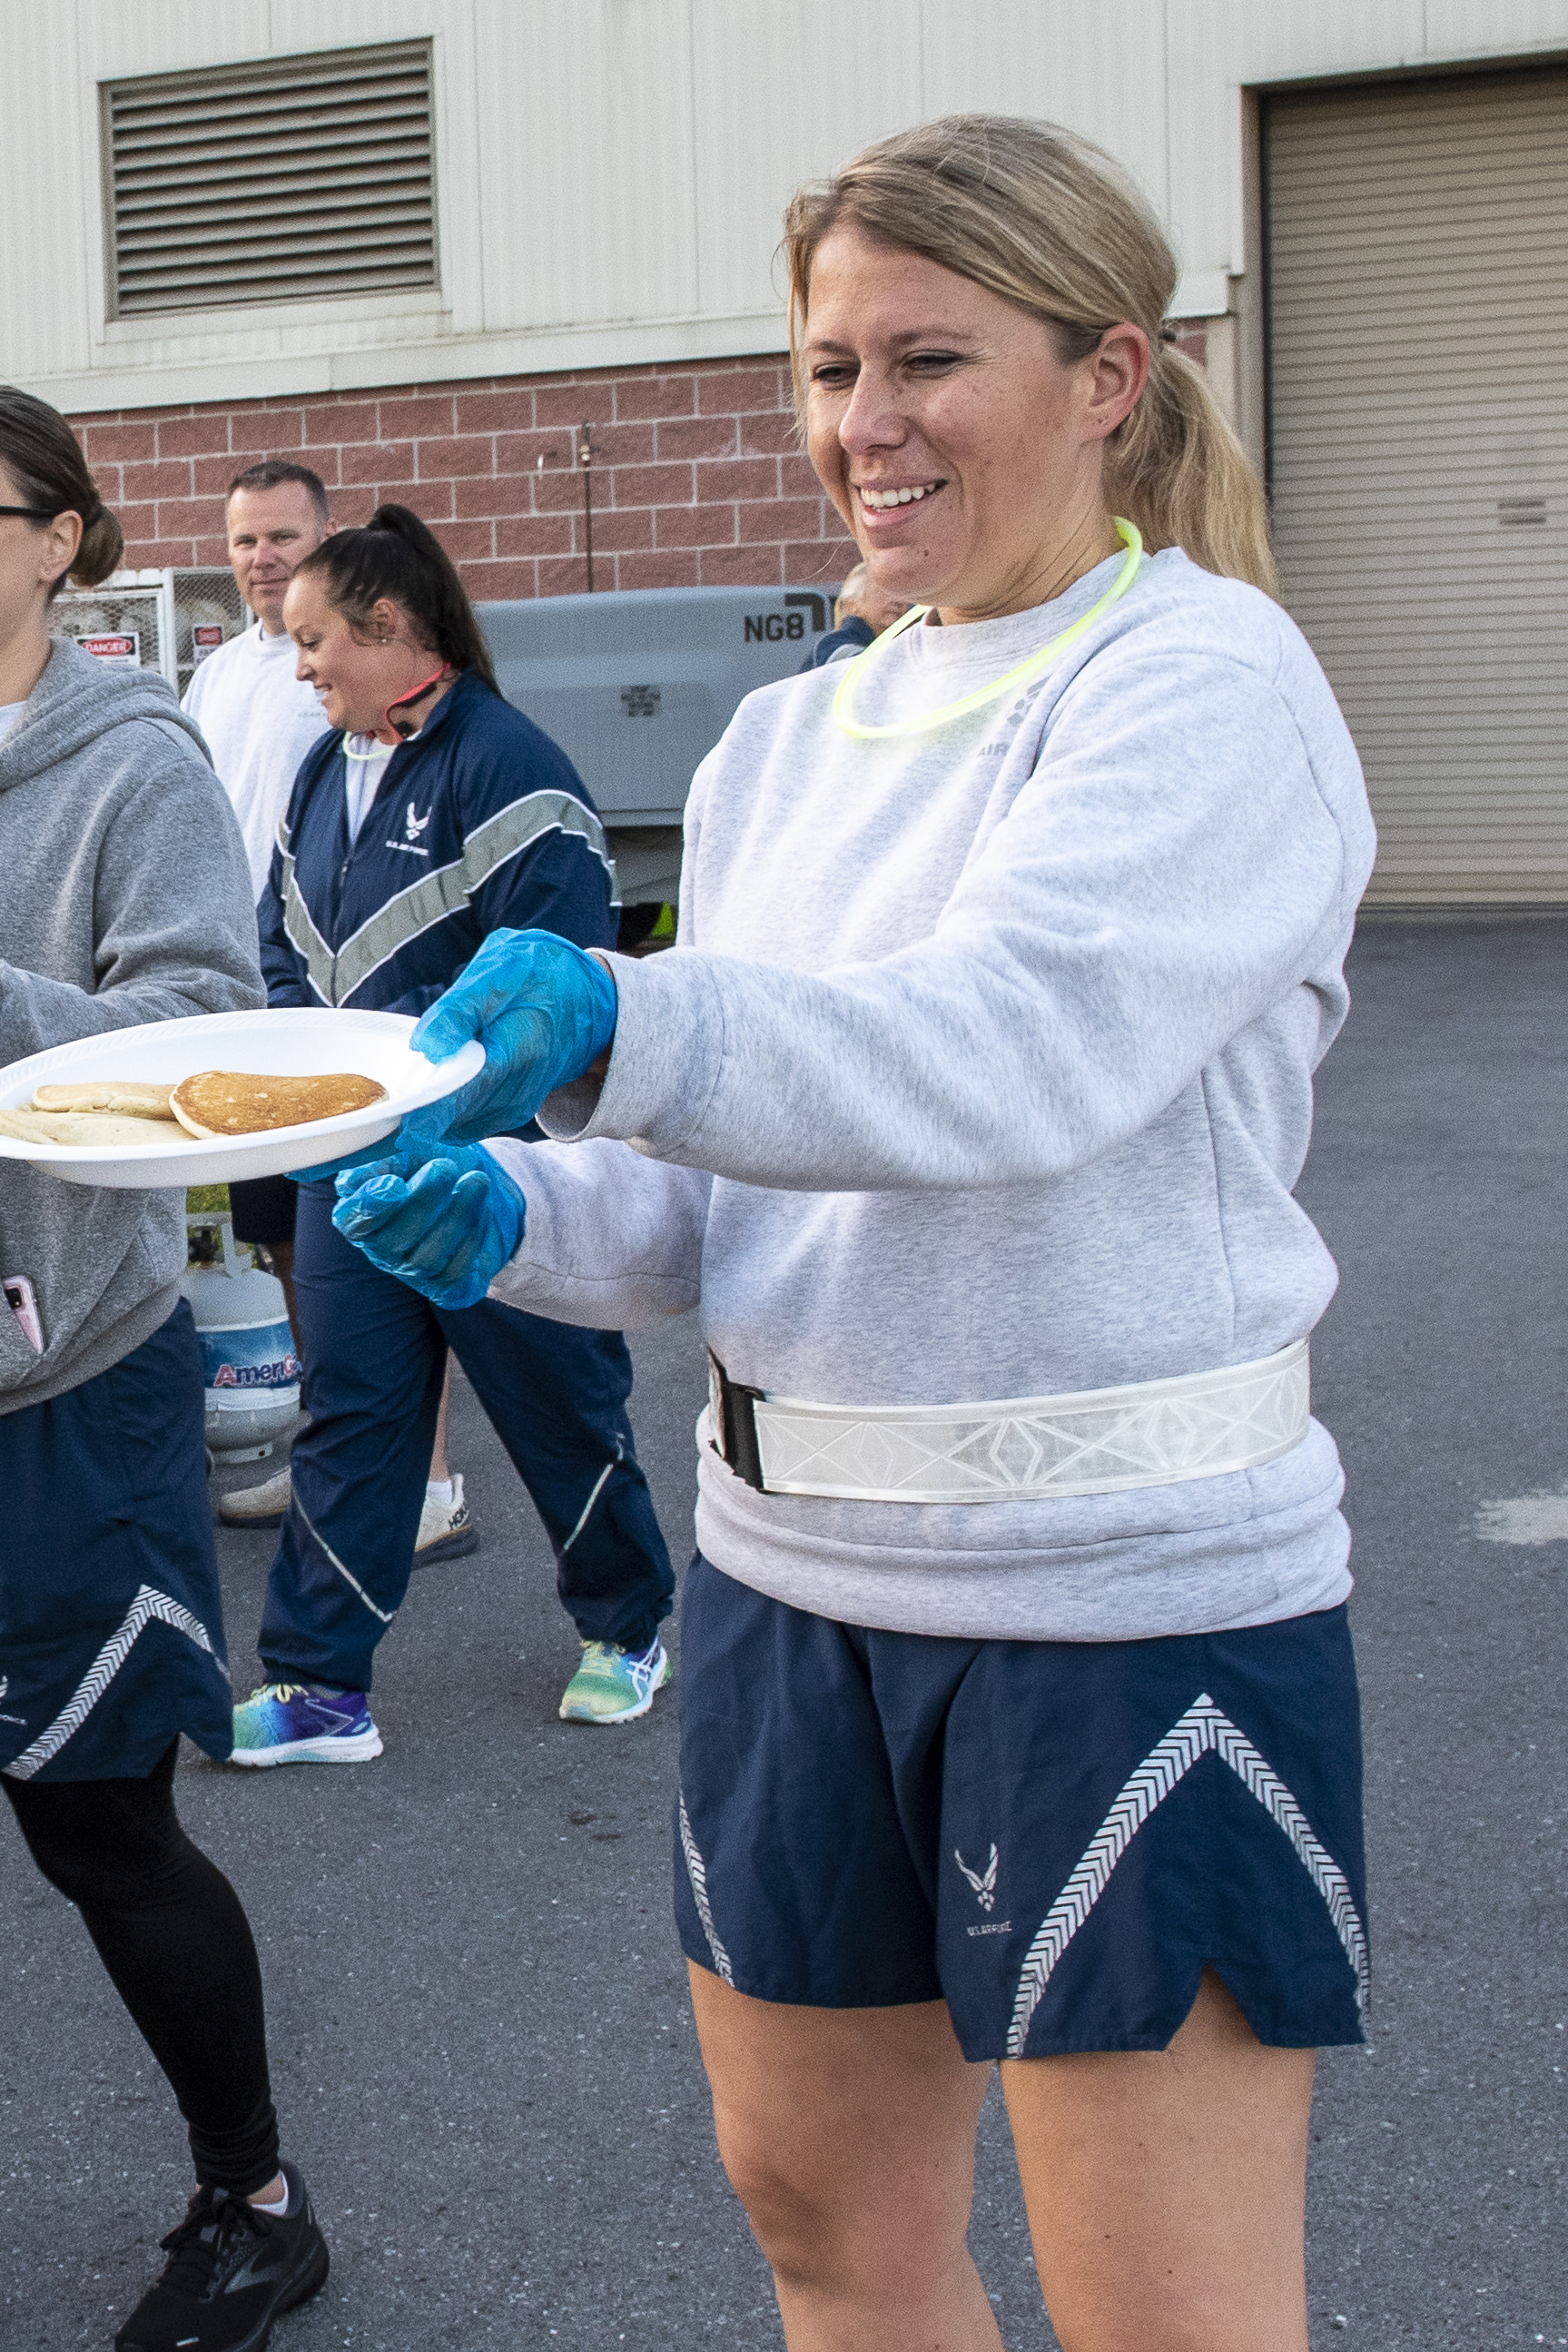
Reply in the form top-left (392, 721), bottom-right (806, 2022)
top-left (104, 42), bottom-right (436, 318)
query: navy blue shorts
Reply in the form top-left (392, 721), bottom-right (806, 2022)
top-left (674, 1555), bottom-right (1367, 2060)
top-left (227, 1172), bottom-right (297, 1247)
top-left (0, 1303), bottom-right (232, 1783)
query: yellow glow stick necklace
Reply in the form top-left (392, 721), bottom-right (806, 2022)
top-left (832, 517), bottom-right (1144, 741)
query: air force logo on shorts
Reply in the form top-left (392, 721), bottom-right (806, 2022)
top-left (954, 1843), bottom-right (999, 1910)
top-left (955, 1844), bottom-right (1012, 1939)
top-left (673, 1555), bottom-right (1369, 2062)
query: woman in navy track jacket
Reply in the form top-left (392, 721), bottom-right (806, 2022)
top-left (232, 504), bottom-right (673, 1764)
top-left (258, 655), bottom-right (614, 1020)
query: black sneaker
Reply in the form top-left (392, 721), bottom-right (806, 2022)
top-left (114, 2160), bottom-right (329, 2351)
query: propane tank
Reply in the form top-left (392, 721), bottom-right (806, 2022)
top-left (180, 1214), bottom-right (301, 1461)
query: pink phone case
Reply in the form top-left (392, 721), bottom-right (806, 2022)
top-left (4, 1276), bottom-right (44, 1353)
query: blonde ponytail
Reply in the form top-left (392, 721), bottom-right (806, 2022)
top-left (783, 115), bottom-right (1277, 598)
top-left (1109, 344), bottom-right (1277, 597)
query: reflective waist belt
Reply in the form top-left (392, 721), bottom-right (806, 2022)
top-left (706, 1339), bottom-right (1311, 1505)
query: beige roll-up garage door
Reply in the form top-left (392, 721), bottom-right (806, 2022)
top-left (1267, 69), bottom-right (1568, 904)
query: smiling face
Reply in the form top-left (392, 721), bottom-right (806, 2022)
top-left (283, 570), bottom-right (447, 739)
top-left (801, 225), bottom-right (1149, 625)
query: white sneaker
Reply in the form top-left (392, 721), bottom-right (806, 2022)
top-left (219, 1463), bottom-right (291, 1528)
top-left (413, 1470), bottom-right (479, 1566)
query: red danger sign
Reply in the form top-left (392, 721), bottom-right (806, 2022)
top-left (77, 631), bottom-right (140, 666)
top-left (191, 622), bottom-right (225, 664)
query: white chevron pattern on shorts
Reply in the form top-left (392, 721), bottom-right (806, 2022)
top-left (3, 1585), bottom-right (225, 1782)
top-left (1213, 1717), bottom-right (1369, 2011)
top-left (678, 1787), bottom-right (735, 1987)
top-left (1005, 1692), bottom-right (1366, 2058)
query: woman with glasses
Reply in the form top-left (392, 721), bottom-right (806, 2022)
top-left (0, 384), bottom-right (328, 2352)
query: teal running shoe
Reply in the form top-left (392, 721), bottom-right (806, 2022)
top-left (230, 1682), bottom-right (383, 1766)
top-left (558, 1637), bottom-right (670, 1724)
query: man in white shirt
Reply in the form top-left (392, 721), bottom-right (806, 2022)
top-left (182, 460), bottom-right (335, 898)
top-left (182, 462), bottom-right (334, 1367)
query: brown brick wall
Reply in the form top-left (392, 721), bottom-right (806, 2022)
top-left (71, 324), bottom-right (1211, 601)
top-left (72, 355), bottom-right (857, 601)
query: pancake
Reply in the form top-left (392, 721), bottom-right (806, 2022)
top-left (33, 1081), bottom-right (173, 1119)
top-left (169, 1070), bottom-right (388, 1139)
top-left (0, 1107), bottom-right (188, 1147)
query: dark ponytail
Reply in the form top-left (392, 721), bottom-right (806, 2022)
top-left (0, 383), bottom-right (123, 598)
top-left (294, 502), bottom-right (498, 692)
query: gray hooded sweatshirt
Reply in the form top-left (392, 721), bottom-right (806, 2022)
top-left (0, 637), bottom-right (265, 1413)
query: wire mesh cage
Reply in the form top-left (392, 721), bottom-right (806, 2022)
top-left (52, 573), bottom-right (173, 682)
top-left (53, 566), bottom-right (251, 695)
top-left (173, 567), bottom-right (249, 696)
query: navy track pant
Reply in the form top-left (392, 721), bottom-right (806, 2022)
top-left (257, 1181), bottom-right (673, 1691)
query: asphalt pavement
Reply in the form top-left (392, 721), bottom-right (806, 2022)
top-left (4, 916), bottom-right (1566, 2349)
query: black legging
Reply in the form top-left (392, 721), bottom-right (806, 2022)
top-left (3, 1741), bottom-right (279, 2196)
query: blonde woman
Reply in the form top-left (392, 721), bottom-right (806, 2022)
top-left (328, 118), bottom-right (1375, 2349)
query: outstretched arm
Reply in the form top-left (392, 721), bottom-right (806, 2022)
top-left (482, 1137), bottom-right (710, 1328)
top-left (330, 1131), bottom-right (709, 1327)
top-left (398, 651), bottom-right (1361, 1197)
top-left (547, 653), bottom-right (1358, 1191)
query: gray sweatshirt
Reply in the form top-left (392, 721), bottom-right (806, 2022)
top-left (488, 548), bottom-right (1377, 1641)
top-left (0, 637), bottom-right (265, 1413)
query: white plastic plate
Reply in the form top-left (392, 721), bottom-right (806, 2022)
top-left (0, 1007), bottom-right (483, 1189)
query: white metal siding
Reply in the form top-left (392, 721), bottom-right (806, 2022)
top-left (1267, 69), bottom-right (1568, 903)
top-left (691, 0), bottom-right (924, 325)
top-left (0, 7), bottom-right (93, 380)
top-left (104, 42), bottom-right (436, 316)
top-left (476, 0), bottom-right (699, 332)
top-left (11, 2), bottom-right (1568, 407)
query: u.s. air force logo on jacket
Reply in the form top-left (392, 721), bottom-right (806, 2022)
top-left (260, 669), bottom-right (619, 1013)
top-left (388, 798), bottom-right (433, 857)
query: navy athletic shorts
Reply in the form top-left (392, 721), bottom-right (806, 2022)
top-left (674, 1553), bottom-right (1367, 2060)
top-left (0, 1303), bottom-right (233, 1783)
top-left (227, 1172), bottom-right (298, 1247)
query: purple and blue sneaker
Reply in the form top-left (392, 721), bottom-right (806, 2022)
top-left (229, 1682), bottom-right (383, 1767)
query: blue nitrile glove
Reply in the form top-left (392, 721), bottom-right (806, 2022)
top-left (330, 1135), bottom-right (526, 1310)
top-left (289, 1132), bottom-right (409, 1185)
top-left (403, 928), bottom-right (618, 1148)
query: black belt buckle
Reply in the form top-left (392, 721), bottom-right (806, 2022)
top-left (707, 1350), bottom-right (766, 1491)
